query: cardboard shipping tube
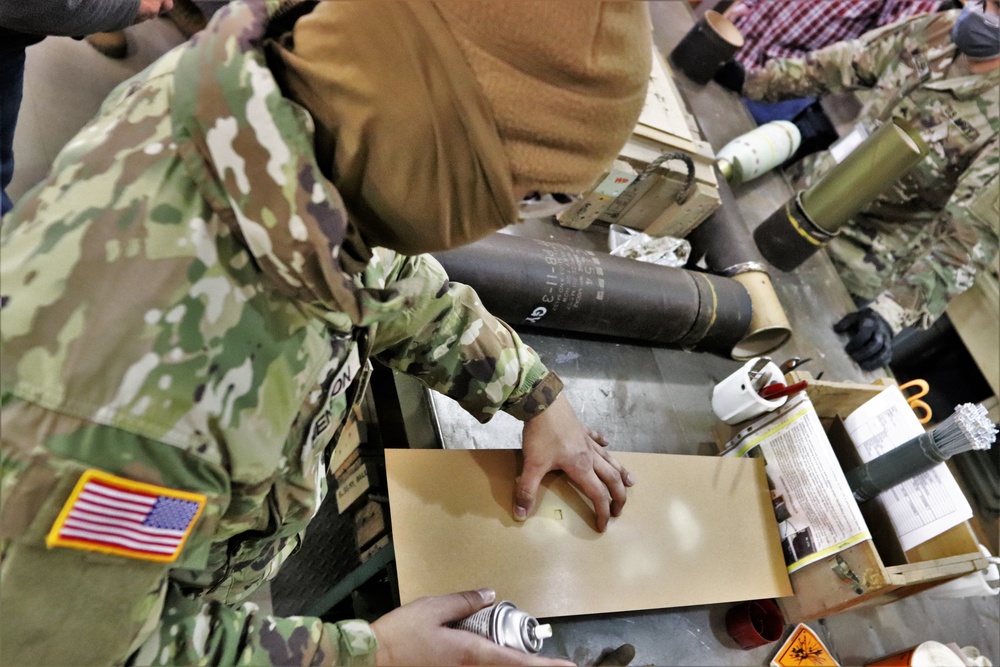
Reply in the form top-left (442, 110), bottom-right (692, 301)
top-left (800, 118), bottom-right (928, 233)
top-left (432, 233), bottom-right (752, 356)
top-left (686, 173), bottom-right (793, 358)
top-left (730, 270), bottom-right (792, 360)
top-left (669, 10), bottom-right (744, 85)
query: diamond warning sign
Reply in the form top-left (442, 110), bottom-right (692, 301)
top-left (772, 623), bottom-right (839, 667)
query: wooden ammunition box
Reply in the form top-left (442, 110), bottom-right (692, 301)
top-left (355, 499), bottom-right (389, 550)
top-left (335, 457), bottom-right (385, 515)
top-left (360, 535), bottom-right (391, 563)
top-left (561, 46), bottom-right (722, 236)
top-left (715, 374), bottom-right (989, 622)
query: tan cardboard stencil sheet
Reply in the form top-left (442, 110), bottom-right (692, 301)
top-left (386, 450), bottom-right (792, 618)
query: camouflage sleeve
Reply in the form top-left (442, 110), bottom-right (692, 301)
top-left (368, 251), bottom-right (562, 424)
top-left (869, 138), bottom-right (1000, 332)
top-left (742, 16), bottom-right (917, 102)
top-left (130, 586), bottom-right (377, 667)
top-left (0, 401), bottom-right (377, 667)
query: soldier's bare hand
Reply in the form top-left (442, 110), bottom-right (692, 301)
top-left (517, 393), bottom-right (634, 532)
top-left (371, 589), bottom-right (573, 666)
top-left (136, 0), bottom-right (174, 22)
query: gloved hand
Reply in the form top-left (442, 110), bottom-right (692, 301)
top-left (834, 308), bottom-right (894, 371)
top-left (713, 59), bottom-right (746, 93)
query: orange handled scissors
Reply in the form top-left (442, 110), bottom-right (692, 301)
top-left (899, 379), bottom-right (932, 425)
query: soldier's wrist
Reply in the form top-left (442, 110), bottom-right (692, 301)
top-left (504, 371), bottom-right (564, 422)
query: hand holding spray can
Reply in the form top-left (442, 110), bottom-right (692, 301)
top-left (449, 601), bottom-right (553, 654)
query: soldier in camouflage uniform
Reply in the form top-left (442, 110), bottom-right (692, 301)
top-left (0, 1), bottom-right (650, 664)
top-left (740, 3), bottom-right (999, 369)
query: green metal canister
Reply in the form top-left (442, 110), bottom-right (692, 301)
top-left (800, 118), bottom-right (927, 233)
top-left (754, 117), bottom-right (928, 272)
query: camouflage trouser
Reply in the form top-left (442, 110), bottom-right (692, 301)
top-left (826, 225), bottom-right (899, 302)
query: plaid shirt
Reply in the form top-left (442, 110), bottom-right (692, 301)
top-left (732, 0), bottom-right (942, 69)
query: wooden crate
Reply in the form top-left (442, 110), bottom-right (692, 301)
top-left (715, 373), bottom-right (990, 622)
top-left (559, 45), bottom-right (721, 235)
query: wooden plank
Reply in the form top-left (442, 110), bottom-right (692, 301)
top-left (329, 419), bottom-right (362, 476)
top-left (604, 172), bottom-right (713, 231)
top-left (336, 459), bottom-right (371, 514)
top-left (619, 135), bottom-right (719, 187)
top-left (790, 372), bottom-right (890, 420)
top-left (557, 161), bottom-right (637, 230)
top-left (333, 447), bottom-right (361, 480)
top-left (355, 499), bottom-right (388, 549)
top-left (777, 541), bottom-right (892, 623)
top-left (360, 535), bottom-right (391, 563)
top-left (712, 374), bottom-right (892, 447)
top-left (886, 553), bottom-right (989, 586)
top-left (904, 522), bottom-right (981, 563)
top-left (642, 181), bottom-right (721, 238)
top-left (946, 271), bottom-right (1000, 400)
top-left (630, 125), bottom-right (712, 161)
top-left (638, 45), bottom-right (697, 144)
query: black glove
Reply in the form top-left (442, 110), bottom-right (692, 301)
top-left (713, 59), bottom-right (746, 94)
top-left (833, 308), bottom-right (894, 371)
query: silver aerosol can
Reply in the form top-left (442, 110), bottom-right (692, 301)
top-left (449, 601), bottom-right (553, 654)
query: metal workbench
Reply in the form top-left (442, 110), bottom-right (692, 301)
top-left (391, 3), bottom-right (1000, 664)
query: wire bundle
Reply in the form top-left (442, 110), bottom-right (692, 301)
top-left (846, 403), bottom-right (998, 504)
top-left (935, 403), bottom-right (997, 456)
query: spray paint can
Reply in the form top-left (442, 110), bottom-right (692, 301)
top-left (449, 601), bottom-right (553, 654)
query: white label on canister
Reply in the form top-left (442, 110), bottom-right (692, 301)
top-left (830, 122), bottom-right (871, 163)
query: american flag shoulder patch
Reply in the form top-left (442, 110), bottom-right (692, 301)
top-left (46, 469), bottom-right (206, 563)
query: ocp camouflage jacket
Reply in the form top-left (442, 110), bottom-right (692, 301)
top-left (0, 2), bottom-right (560, 665)
top-left (745, 10), bottom-right (1000, 332)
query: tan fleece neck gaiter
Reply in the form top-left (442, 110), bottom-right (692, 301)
top-left (266, 1), bottom-right (518, 258)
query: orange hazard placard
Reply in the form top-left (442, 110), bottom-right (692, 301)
top-left (772, 623), bottom-right (839, 667)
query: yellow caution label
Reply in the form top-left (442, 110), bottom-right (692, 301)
top-left (772, 623), bottom-right (839, 667)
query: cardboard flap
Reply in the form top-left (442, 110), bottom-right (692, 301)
top-left (386, 450), bottom-right (792, 618)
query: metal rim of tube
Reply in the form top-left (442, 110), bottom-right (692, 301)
top-left (722, 261), bottom-right (768, 278)
top-left (791, 191), bottom-right (838, 243)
